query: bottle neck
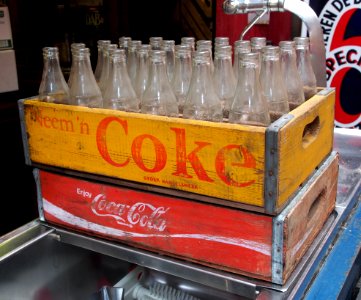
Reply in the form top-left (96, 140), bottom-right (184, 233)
top-left (238, 63), bottom-right (259, 86)
top-left (174, 53), bottom-right (192, 73)
top-left (44, 55), bottom-right (63, 73)
top-left (109, 56), bottom-right (128, 77)
top-left (149, 58), bottom-right (168, 80)
top-left (192, 61), bottom-right (212, 88)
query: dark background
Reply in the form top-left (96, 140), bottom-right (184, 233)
top-left (0, 0), bottom-right (214, 235)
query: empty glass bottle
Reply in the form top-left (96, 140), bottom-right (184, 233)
top-left (68, 47), bottom-right (103, 108)
top-left (98, 43), bottom-right (118, 94)
top-left (214, 37), bottom-right (230, 59)
top-left (39, 47), bottom-right (70, 104)
top-left (196, 39), bottom-right (212, 50)
top-left (213, 45), bottom-right (237, 118)
top-left (134, 44), bottom-right (151, 100)
top-left (94, 40), bottom-right (111, 82)
top-left (149, 37), bottom-right (163, 50)
top-left (171, 45), bottom-right (193, 114)
top-left (103, 49), bottom-right (139, 112)
top-left (279, 40), bottom-right (305, 108)
top-left (233, 40), bottom-right (251, 79)
top-left (161, 40), bottom-right (175, 82)
top-left (294, 37), bottom-right (317, 100)
top-left (127, 40), bottom-right (142, 86)
top-left (119, 36), bottom-right (132, 60)
top-left (141, 50), bottom-right (179, 117)
top-left (260, 46), bottom-right (289, 118)
top-left (215, 36), bottom-right (229, 47)
top-left (229, 52), bottom-right (270, 126)
top-left (181, 37), bottom-right (195, 55)
top-left (250, 37), bottom-right (267, 53)
top-left (68, 43), bottom-right (86, 89)
top-left (183, 50), bottom-right (223, 122)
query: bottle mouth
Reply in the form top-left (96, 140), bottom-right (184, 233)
top-left (279, 41), bottom-right (295, 50)
top-left (72, 47), bottom-right (91, 59)
top-left (110, 49), bottom-right (126, 61)
top-left (261, 46), bottom-right (280, 60)
top-left (293, 37), bottom-right (310, 48)
top-left (239, 52), bottom-right (259, 65)
top-left (42, 47), bottom-right (59, 58)
top-left (150, 50), bottom-right (166, 61)
top-left (250, 37), bottom-right (267, 48)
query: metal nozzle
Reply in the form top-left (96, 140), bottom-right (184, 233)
top-left (222, 0), bottom-right (327, 87)
top-left (223, 0), bottom-right (284, 14)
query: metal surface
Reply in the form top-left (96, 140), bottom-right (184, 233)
top-left (0, 219), bottom-right (52, 262)
top-left (52, 225), bottom-right (259, 299)
top-left (0, 221), bottom-right (133, 300)
top-left (223, 0), bottom-right (284, 14)
top-left (264, 114), bottom-right (293, 213)
top-left (222, 0), bottom-right (327, 87)
top-left (17, 99), bottom-right (31, 166)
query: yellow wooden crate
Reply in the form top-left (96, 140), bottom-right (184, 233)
top-left (19, 88), bottom-right (335, 214)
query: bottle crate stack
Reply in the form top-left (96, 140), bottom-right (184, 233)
top-left (18, 35), bottom-right (338, 285)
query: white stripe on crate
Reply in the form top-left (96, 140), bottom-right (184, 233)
top-left (43, 198), bottom-right (271, 256)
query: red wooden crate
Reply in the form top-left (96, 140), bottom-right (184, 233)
top-left (35, 152), bottom-right (338, 284)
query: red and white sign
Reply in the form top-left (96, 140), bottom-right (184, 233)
top-left (310, 0), bottom-right (361, 127)
top-left (38, 170), bottom-right (273, 279)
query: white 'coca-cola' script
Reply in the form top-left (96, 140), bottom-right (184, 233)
top-left (91, 194), bottom-right (169, 232)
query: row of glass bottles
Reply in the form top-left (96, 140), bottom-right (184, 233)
top-left (38, 35), bottom-right (317, 127)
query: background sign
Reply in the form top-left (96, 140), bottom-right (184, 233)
top-left (308, 0), bottom-right (361, 128)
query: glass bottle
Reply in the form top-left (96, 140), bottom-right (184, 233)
top-left (196, 40), bottom-right (213, 52)
top-left (103, 49), bottom-right (139, 112)
top-left (233, 40), bottom-right (251, 80)
top-left (98, 43), bottom-right (118, 94)
top-left (161, 40), bottom-right (175, 82)
top-left (181, 37), bottom-right (195, 55)
top-left (215, 36), bottom-right (229, 47)
top-left (68, 43), bottom-right (86, 89)
top-left (127, 40), bottom-right (142, 86)
top-left (170, 45), bottom-right (193, 114)
top-left (134, 44), bottom-right (151, 100)
top-left (229, 52), bottom-right (270, 126)
top-left (260, 46), bottom-right (290, 118)
top-left (294, 37), bottom-right (317, 100)
top-left (213, 45), bottom-right (237, 118)
top-left (141, 50), bottom-right (179, 117)
top-left (183, 50), bottom-right (223, 122)
top-left (94, 40), bottom-right (111, 82)
top-left (279, 40), bottom-right (305, 108)
top-left (69, 47), bottom-right (103, 108)
top-left (196, 40), bottom-right (214, 73)
top-left (214, 37), bottom-right (230, 58)
top-left (250, 37), bottom-right (267, 53)
top-left (39, 47), bottom-right (70, 104)
top-left (149, 37), bottom-right (163, 50)
top-left (119, 36), bottom-right (132, 60)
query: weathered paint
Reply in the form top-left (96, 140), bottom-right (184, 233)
top-left (20, 88), bottom-right (335, 213)
top-left (37, 151), bottom-right (337, 283)
top-left (22, 101), bottom-right (266, 207)
top-left (277, 89), bottom-right (335, 208)
top-left (272, 152), bottom-right (338, 284)
top-left (38, 169), bottom-right (273, 279)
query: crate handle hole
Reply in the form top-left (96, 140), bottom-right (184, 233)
top-left (302, 116), bottom-right (320, 148)
top-left (308, 189), bottom-right (325, 221)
